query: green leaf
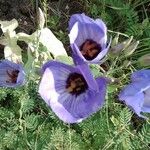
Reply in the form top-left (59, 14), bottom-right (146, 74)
top-left (56, 55), bottom-right (73, 65)
top-left (107, 85), bottom-right (117, 93)
top-left (110, 116), bottom-right (120, 126)
top-left (24, 49), bottom-right (35, 74)
top-left (90, 64), bottom-right (103, 77)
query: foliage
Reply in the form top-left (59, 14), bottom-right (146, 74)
top-left (0, 0), bottom-right (150, 150)
top-left (0, 81), bottom-right (149, 149)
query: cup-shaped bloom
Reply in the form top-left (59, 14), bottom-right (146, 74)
top-left (119, 69), bottom-right (150, 118)
top-left (0, 60), bottom-right (25, 87)
top-left (39, 61), bottom-right (107, 123)
top-left (69, 13), bottom-right (110, 64)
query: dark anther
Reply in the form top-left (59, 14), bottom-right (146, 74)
top-left (66, 72), bottom-right (88, 95)
top-left (80, 39), bottom-right (101, 60)
top-left (6, 70), bottom-right (19, 83)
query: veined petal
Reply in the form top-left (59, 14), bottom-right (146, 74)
top-left (69, 22), bottom-right (105, 47)
top-left (131, 69), bottom-right (150, 82)
top-left (95, 19), bottom-right (107, 35)
top-left (41, 60), bottom-right (76, 73)
top-left (120, 92), bottom-right (145, 117)
top-left (58, 77), bottom-right (107, 120)
top-left (39, 61), bottom-right (107, 123)
top-left (142, 87), bottom-right (150, 113)
top-left (141, 106), bottom-right (150, 113)
top-left (71, 38), bottom-right (111, 64)
top-left (95, 19), bottom-right (107, 46)
top-left (90, 38), bottom-right (111, 63)
top-left (69, 13), bottom-right (94, 30)
top-left (69, 22), bottom-right (79, 45)
top-left (69, 14), bottom-right (107, 35)
top-left (69, 14), bottom-right (109, 63)
top-left (41, 61), bottom-right (99, 92)
top-left (119, 81), bottom-right (150, 97)
top-left (39, 61), bottom-right (84, 123)
top-left (119, 80), bottom-right (150, 118)
top-left (94, 77), bottom-right (107, 109)
top-left (71, 43), bottom-right (85, 65)
top-left (39, 68), bottom-right (81, 123)
top-left (76, 63), bottom-right (99, 91)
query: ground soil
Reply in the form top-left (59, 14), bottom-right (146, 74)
top-left (0, 0), bottom-right (36, 34)
top-left (0, 0), bottom-right (86, 58)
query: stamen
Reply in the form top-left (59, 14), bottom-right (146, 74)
top-left (66, 73), bottom-right (88, 95)
top-left (6, 70), bottom-right (19, 83)
top-left (80, 39), bottom-right (101, 60)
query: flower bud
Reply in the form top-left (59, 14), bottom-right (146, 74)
top-left (123, 60), bottom-right (131, 67)
top-left (111, 33), bottom-right (119, 47)
top-left (138, 53), bottom-right (150, 66)
top-left (37, 8), bottom-right (45, 29)
top-left (123, 41), bottom-right (139, 56)
top-left (110, 36), bottom-right (133, 54)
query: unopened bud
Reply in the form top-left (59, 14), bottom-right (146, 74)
top-left (111, 33), bottom-right (119, 47)
top-left (124, 41), bottom-right (139, 56)
top-left (37, 8), bottom-right (45, 29)
top-left (110, 36), bottom-right (133, 54)
top-left (123, 60), bottom-right (131, 67)
top-left (138, 53), bottom-right (150, 66)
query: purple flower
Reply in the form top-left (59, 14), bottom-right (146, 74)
top-left (69, 13), bottom-right (110, 64)
top-left (38, 61), bottom-right (107, 123)
top-left (0, 60), bottom-right (25, 87)
top-left (119, 69), bottom-right (150, 118)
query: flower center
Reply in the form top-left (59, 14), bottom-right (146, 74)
top-left (66, 73), bottom-right (88, 95)
top-left (6, 70), bottom-right (19, 83)
top-left (80, 39), bottom-right (101, 60)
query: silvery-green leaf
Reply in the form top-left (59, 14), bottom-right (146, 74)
top-left (0, 19), bottom-right (18, 33)
top-left (4, 45), bottom-right (22, 63)
top-left (39, 28), bottom-right (67, 57)
top-left (6, 30), bottom-right (16, 38)
top-left (17, 32), bottom-right (32, 43)
top-left (0, 30), bottom-right (17, 45)
top-left (17, 28), bottom-right (67, 58)
top-left (0, 36), bottom-right (8, 45)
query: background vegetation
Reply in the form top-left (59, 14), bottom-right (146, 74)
top-left (0, 0), bottom-right (150, 149)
